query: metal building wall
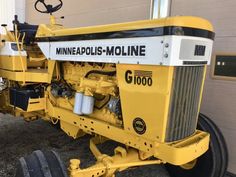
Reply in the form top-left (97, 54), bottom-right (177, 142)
top-left (0, 0), bottom-right (25, 33)
top-left (26, 0), bottom-right (151, 27)
top-left (16, 0), bottom-right (26, 22)
top-left (0, 0), bottom-right (15, 33)
top-left (170, 0), bottom-right (236, 174)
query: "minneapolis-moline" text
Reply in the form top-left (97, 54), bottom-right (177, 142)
top-left (56, 45), bottom-right (146, 57)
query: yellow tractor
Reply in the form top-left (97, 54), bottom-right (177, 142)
top-left (0, 0), bottom-right (228, 177)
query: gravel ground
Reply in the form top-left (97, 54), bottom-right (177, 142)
top-left (0, 113), bottom-right (169, 177)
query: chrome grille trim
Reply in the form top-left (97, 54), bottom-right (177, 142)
top-left (165, 66), bottom-right (204, 142)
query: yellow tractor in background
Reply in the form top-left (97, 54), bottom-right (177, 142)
top-left (0, 0), bottom-right (228, 177)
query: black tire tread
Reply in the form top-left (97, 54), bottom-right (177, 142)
top-left (199, 113), bottom-right (228, 177)
top-left (165, 113), bottom-right (228, 177)
top-left (15, 150), bottom-right (68, 177)
top-left (15, 158), bottom-right (31, 177)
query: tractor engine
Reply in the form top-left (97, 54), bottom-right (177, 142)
top-left (49, 62), bottom-right (122, 127)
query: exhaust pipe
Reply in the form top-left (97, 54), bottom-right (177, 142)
top-left (150, 0), bottom-right (171, 19)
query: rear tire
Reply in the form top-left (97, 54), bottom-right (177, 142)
top-left (165, 113), bottom-right (228, 177)
top-left (15, 150), bottom-right (68, 177)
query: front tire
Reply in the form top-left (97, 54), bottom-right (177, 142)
top-left (165, 113), bottom-right (228, 177)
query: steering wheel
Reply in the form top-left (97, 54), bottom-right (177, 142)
top-left (34, 0), bottom-right (63, 14)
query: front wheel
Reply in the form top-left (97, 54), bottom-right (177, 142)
top-left (165, 113), bottom-right (228, 177)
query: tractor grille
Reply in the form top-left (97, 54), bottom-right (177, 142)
top-left (165, 66), bottom-right (205, 142)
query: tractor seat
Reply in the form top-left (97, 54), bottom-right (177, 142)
top-left (13, 15), bottom-right (38, 45)
top-left (17, 23), bottom-right (39, 45)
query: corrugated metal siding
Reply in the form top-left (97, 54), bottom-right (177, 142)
top-left (166, 66), bottom-right (204, 142)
